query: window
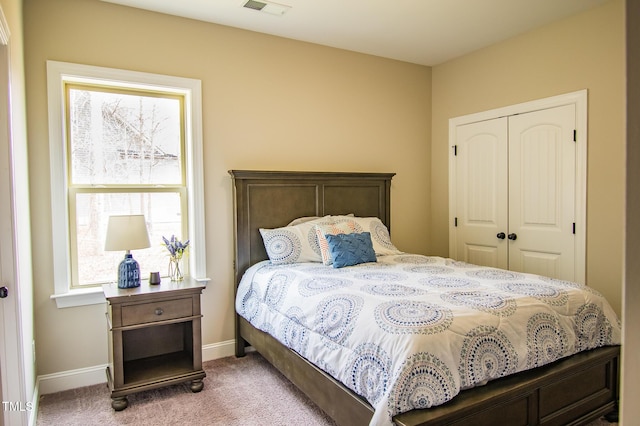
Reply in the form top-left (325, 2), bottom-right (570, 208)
top-left (47, 61), bottom-right (207, 308)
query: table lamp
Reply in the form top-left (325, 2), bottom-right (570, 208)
top-left (105, 214), bottom-right (151, 288)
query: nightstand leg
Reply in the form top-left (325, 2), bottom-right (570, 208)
top-left (111, 396), bottom-right (128, 411)
top-left (190, 379), bottom-right (204, 393)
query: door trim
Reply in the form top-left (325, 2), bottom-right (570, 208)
top-left (448, 90), bottom-right (587, 284)
top-left (0, 6), bottom-right (32, 426)
top-left (0, 7), bottom-right (20, 426)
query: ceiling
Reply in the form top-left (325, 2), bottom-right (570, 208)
top-left (101, 0), bottom-right (609, 66)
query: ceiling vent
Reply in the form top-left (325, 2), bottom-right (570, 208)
top-left (243, 0), bottom-right (291, 16)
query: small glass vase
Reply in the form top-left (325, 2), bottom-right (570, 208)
top-left (168, 256), bottom-right (183, 281)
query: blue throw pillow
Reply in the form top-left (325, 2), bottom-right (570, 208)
top-left (325, 232), bottom-right (377, 268)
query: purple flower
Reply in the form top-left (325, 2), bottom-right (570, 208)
top-left (162, 235), bottom-right (190, 259)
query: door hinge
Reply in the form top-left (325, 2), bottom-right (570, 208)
top-left (453, 145), bottom-right (457, 156)
top-left (572, 222), bottom-right (576, 234)
top-left (573, 130), bottom-right (577, 142)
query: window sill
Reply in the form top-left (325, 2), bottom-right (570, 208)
top-left (50, 287), bottom-right (105, 309)
top-left (50, 277), bottom-right (211, 308)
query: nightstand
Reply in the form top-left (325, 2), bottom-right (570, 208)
top-left (103, 278), bottom-right (206, 410)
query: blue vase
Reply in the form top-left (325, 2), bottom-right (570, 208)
top-left (118, 253), bottom-right (141, 289)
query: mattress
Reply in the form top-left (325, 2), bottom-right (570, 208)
top-left (235, 254), bottom-right (621, 425)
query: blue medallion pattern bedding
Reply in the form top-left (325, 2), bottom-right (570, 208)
top-left (235, 254), bottom-right (621, 425)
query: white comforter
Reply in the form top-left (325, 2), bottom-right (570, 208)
top-left (235, 254), bottom-right (621, 425)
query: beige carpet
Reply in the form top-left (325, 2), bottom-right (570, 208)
top-left (36, 351), bottom-right (616, 426)
top-left (37, 352), bottom-right (335, 426)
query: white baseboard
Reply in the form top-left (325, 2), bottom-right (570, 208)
top-left (35, 340), bottom-right (237, 396)
top-left (202, 339), bottom-right (236, 361)
top-left (36, 363), bottom-right (109, 395)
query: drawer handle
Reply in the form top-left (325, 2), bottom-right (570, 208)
top-left (154, 308), bottom-right (164, 316)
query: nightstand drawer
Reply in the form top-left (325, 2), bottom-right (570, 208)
top-left (121, 297), bottom-right (192, 326)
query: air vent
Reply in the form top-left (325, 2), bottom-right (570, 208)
top-left (243, 0), bottom-right (266, 11)
top-left (243, 0), bottom-right (291, 16)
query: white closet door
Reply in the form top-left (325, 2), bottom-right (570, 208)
top-left (508, 104), bottom-right (576, 280)
top-left (455, 117), bottom-right (508, 269)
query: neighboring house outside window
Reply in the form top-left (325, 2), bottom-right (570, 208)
top-left (47, 61), bottom-right (206, 308)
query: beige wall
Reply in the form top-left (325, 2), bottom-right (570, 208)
top-left (431, 0), bottom-right (625, 314)
top-left (23, 0), bottom-right (431, 375)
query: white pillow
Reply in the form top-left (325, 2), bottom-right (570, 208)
top-left (287, 216), bottom-right (321, 226)
top-left (331, 216), bottom-right (403, 256)
top-left (260, 216), bottom-right (333, 264)
top-left (288, 213), bottom-right (354, 227)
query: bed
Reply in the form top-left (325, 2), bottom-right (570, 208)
top-left (229, 170), bottom-right (621, 426)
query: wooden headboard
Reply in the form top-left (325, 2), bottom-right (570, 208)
top-left (229, 170), bottom-right (395, 286)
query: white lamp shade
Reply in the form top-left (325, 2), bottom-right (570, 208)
top-left (104, 214), bottom-right (151, 251)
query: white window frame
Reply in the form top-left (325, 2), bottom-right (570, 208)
top-left (47, 61), bottom-right (207, 308)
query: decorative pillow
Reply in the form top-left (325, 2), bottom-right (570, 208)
top-left (325, 232), bottom-right (377, 268)
top-left (331, 216), bottom-right (403, 256)
top-left (260, 216), bottom-right (332, 264)
top-left (315, 220), bottom-right (359, 265)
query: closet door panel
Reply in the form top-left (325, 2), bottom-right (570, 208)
top-left (508, 104), bottom-right (576, 280)
top-left (455, 117), bottom-right (508, 269)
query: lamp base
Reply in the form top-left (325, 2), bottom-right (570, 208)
top-left (118, 253), bottom-right (141, 289)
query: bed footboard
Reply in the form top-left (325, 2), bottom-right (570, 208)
top-left (394, 345), bottom-right (619, 426)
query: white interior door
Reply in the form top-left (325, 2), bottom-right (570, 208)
top-left (454, 117), bottom-right (508, 269)
top-left (0, 41), bottom-right (13, 426)
top-left (508, 104), bottom-right (576, 280)
top-left (0, 19), bottom-right (28, 426)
